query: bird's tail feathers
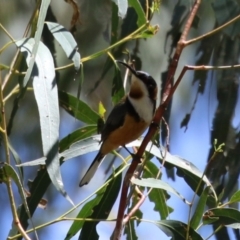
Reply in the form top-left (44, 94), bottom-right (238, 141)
top-left (79, 152), bottom-right (105, 186)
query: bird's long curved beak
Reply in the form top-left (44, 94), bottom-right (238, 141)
top-left (116, 60), bottom-right (136, 75)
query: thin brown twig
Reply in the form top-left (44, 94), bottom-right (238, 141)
top-left (186, 64), bottom-right (240, 71)
top-left (161, 117), bottom-right (170, 151)
top-left (185, 14), bottom-right (240, 46)
top-left (123, 186), bottom-right (146, 224)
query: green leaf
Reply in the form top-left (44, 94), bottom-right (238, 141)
top-left (63, 137), bottom-right (215, 200)
top-left (126, 139), bottom-right (215, 197)
top-left (21, 0), bottom-right (50, 87)
top-left (59, 90), bottom-right (100, 124)
top-left (112, 0), bottom-right (128, 18)
top-left (16, 37), bottom-right (72, 206)
top-left (154, 220), bottom-right (203, 240)
top-left (226, 223), bottom-right (240, 229)
top-left (112, 63), bottom-right (125, 104)
top-left (60, 135), bottom-right (101, 161)
top-left (16, 157), bottom-right (47, 167)
top-left (143, 161), bottom-right (171, 219)
top-left (65, 167), bottom-right (122, 239)
top-left (132, 178), bottom-right (190, 205)
top-left (128, 0), bottom-right (146, 27)
top-left (229, 190), bottom-right (240, 204)
top-left (59, 125), bottom-right (97, 152)
top-left (65, 187), bottom-right (107, 240)
top-left (203, 208), bottom-right (240, 226)
top-left (46, 21), bottom-right (80, 70)
top-left (8, 141), bottom-right (24, 183)
top-left (17, 134), bottom-right (98, 166)
top-left (190, 186), bottom-right (211, 229)
top-left (79, 169), bottom-right (122, 239)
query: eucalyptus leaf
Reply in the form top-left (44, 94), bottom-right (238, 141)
top-left (16, 37), bottom-right (73, 206)
top-left (59, 90), bottom-right (100, 124)
top-left (128, 0), bottom-right (146, 27)
top-left (112, 0), bottom-right (128, 18)
top-left (203, 208), bottom-right (240, 226)
top-left (46, 21), bottom-right (80, 70)
top-left (153, 220), bottom-right (203, 240)
top-left (21, 0), bottom-right (50, 87)
top-left (132, 178), bottom-right (190, 205)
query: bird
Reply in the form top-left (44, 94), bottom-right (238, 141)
top-left (79, 61), bottom-right (158, 186)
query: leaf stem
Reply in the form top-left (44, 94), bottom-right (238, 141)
top-left (0, 23), bottom-right (15, 42)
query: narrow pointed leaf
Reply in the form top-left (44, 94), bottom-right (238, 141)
top-left (203, 208), bottom-right (240, 226)
top-left (65, 167), bottom-right (122, 239)
top-left (65, 187), bottom-right (107, 240)
top-left (190, 186), bottom-right (210, 229)
top-left (154, 220), bottom-right (203, 240)
top-left (60, 135), bottom-right (101, 161)
top-left (226, 223), bottom-right (240, 229)
top-left (21, 0), bottom-right (50, 87)
top-left (19, 126), bottom-right (98, 167)
top-left (128, 0), bottom-right (146, 26)
top-left (59, 125), bottom-right (97, 152)
top-left (229, 190), bottom-right (240, 204)
top-left (112, 0), bottom-right (128, 18)
top-left (132, 178), bottom-right (190, 205)
top-left (59, 90), bottom-right (100, 124)
top-left (8, 141), bottom-right (24, 183)
top-left (46, 21), bottom-right (80, 70)
top-left (126, 139), bottom-right (215, 197)
top-left (112, 63), bottom-right (125, 104)
top-left (16, 38), bottom-right (72, 205)
top-left (16, 157), bottom-right (47, 167)
top-left (79, 168), bottom-right (122, 240)
top-left (143, 161), bottom-right (171, 219)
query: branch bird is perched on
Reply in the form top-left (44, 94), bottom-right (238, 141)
top-left (79, 61), bottom-right (158, 186)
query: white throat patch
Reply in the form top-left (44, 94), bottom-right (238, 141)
top-left (128, 94), bottom-right (154, 123)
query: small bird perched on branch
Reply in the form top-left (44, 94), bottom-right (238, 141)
top-left (79, 61), bottom-right (157, 186)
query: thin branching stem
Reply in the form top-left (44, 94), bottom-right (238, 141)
top-left (185, 14), bottom-right (240, 46)
top-left (0, 72), bottom-right (30, 240)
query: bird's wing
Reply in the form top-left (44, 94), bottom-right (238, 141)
top-left (101, 99), bottom-right (127, 142)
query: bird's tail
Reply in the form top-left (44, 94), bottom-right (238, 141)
top-left (79, 152), bottom-right (105, 186)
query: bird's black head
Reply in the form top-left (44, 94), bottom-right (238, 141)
top-left (117, 60), bottom-right (157, 100)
